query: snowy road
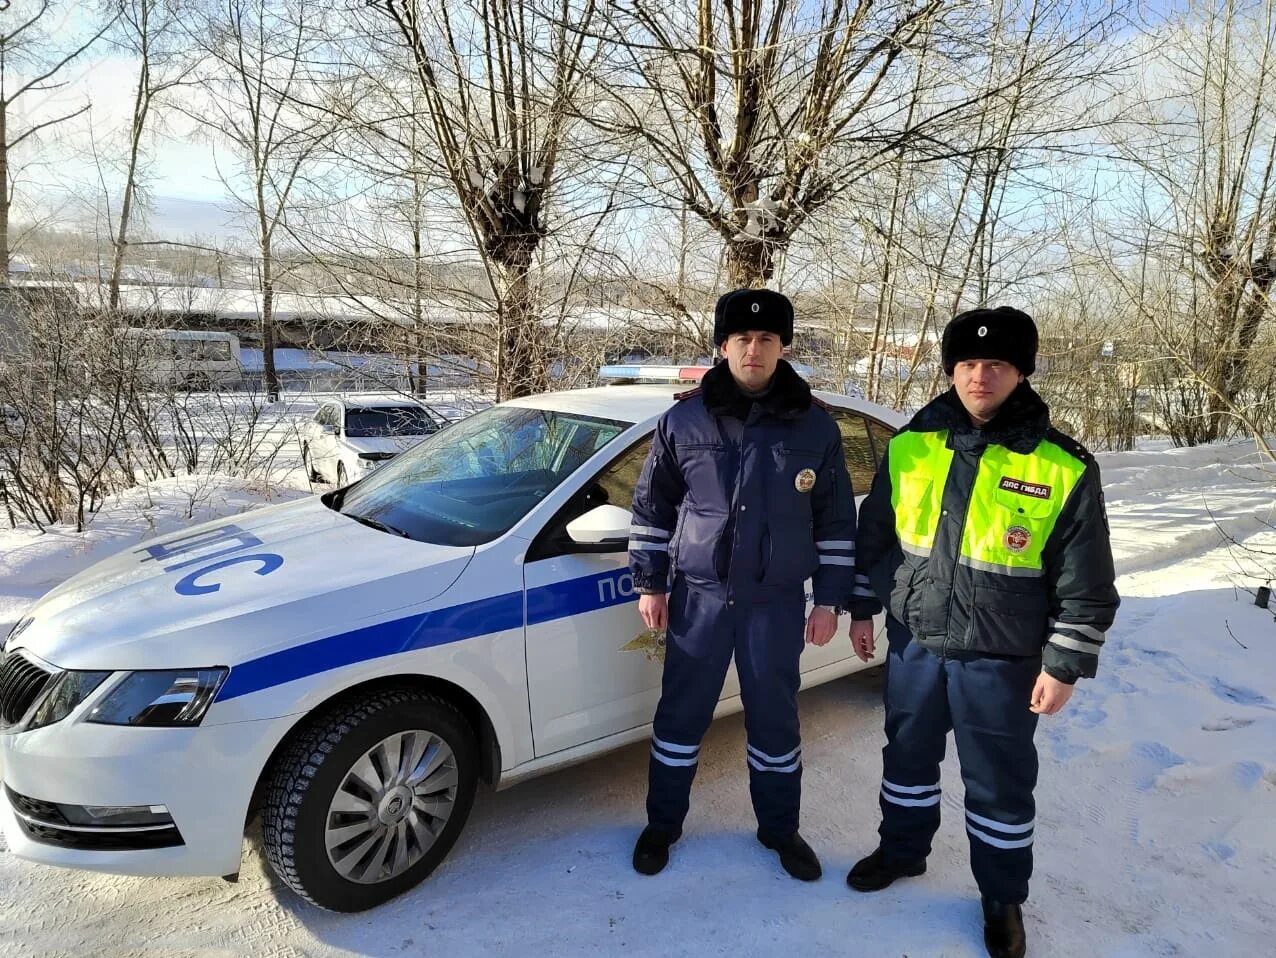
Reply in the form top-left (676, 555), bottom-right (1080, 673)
top-left (2, 440), bottom-right (1275, 957)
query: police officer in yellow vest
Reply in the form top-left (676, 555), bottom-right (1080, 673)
top-left (842, 307), bottom-right (1119, 958)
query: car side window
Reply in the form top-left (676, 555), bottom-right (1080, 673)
top-left (525, 435), bottom-right (653, 562)
top-left (865, 417), bottom-right (895, 467)
top-left (829, 410), bottom-right (877, 495)
top-left (592, 437), bottom-right (653, 508)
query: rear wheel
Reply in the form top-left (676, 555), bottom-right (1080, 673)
top-left (261, 689), bottom-right (478, 911)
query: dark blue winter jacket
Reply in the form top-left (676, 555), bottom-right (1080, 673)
top-left (629, 360), bottom-right (857, 604)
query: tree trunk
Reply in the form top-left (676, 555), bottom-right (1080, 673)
top-left (110, 73), bottom-right (151, 312)
top-left (1, 104), bottom-right (10, 283)
top-left (725, 238), bottom-right (777, 289)
top-left (1205, 286), bottom-right (1272, 439)
top-left (498, 252), bottom-right (545, 400)
top-left (411, 185), bottom-right (427, 396)
top-left (261, 250), bottom-right (280, 402)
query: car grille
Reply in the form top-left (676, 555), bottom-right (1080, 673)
top-left (0, 650), bottom-right (55, 728)
top-left (5, 788), bottom-right (185, 851)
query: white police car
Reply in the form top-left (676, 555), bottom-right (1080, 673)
top-left (0, 368), bottom-right (903, 912)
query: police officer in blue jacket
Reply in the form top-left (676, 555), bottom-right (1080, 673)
top-left (628, 288), bottom-right (858, 880)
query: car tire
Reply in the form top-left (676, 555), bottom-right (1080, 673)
top-left (301, 444), bottom-right (319, 483)
top-left (261, 689), bottom-right (478, 912)
top-left (337, 462), bottom-right (348, 486)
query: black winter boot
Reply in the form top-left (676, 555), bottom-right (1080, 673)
top-left (845, 847), bottom-right (926, 892)
top-left (982, 897), bottom-right (1027, 958)
top-left (756, 829), bottom-right (822, 881)
top-left (632, 825), bottom-right (680, 875)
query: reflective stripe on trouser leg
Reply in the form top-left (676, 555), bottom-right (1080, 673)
top-left (646, 578), bottom-right (736, 831)
top-left (736, 589), bottom-right (806, 835)
top-left (878, 616), bottom-right (952, 863)
top-left (948, 652), bottom-right (1041, 905)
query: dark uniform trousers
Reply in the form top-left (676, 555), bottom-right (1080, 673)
top-left (647, 575), bottom-right (806, 837)
top-left (878, 616), bottom-right (1040, 904)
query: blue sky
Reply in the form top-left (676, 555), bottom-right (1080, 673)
top-left (13, 0), bottom-right (1197, 247)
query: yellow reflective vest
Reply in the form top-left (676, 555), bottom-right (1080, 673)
top-left (851, 386), bottom-right (1119, 683)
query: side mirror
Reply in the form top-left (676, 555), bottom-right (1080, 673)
top-left (565, 504), bottom-right (631, 551)
top-left (321, 423), bottom-right (336, 435)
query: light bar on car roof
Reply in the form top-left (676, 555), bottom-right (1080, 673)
top-left (598, 365), bottom-right (712, 383)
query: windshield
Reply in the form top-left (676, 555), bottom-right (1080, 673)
top-left (345, 406), bottom-right (438, 438)
top-left (336, 405), bottom-right (630, 545)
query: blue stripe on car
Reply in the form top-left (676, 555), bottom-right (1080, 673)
top-left (216, 568), bottom-right (638, 702)
top-left (526, 568), bottom-right (636, 625)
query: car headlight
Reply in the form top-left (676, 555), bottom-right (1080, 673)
top-left (86, 668), bottom-right (229, 727)
top-left (27, 670), bottom-right (111, 731)
top-left (3, 616), bottom-right (33, 654)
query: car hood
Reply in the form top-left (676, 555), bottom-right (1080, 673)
top-left (12, 496), bottom-right (475, 671)
top-left (343, 436), bottom-right (427, 454)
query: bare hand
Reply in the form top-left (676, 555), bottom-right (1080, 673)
top-left (638, 593), bottom-right (668, 631)
top-left (849, 619), bottom-right (876, 661)
top-left (1029, 671), bottom-right (1075, 715)
top-left (805, 607), bottom-right (838, 646)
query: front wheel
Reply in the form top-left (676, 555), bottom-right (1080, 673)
top-left (301, 443), bottom-right (320, 483)
top-left (261, 689), bottom-right (478, 911)
top-left (336, 461), bottom-right (348, 486)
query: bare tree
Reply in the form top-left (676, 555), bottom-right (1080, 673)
top-left (267, 53), bottom-right (491, 398)
top-left (593, 0), bottom-right (948, 290)
top-left (104, 0), bottom-right (198, 308)
top-left (1098, 0), bottom-right (1276, 449)
top-left (0, 0), bottom-right (113, 280)
top-left (592, 0), bottom-right (1126, 294)
top-left (0, 287), bottom-right (302, 531)
top-left (367, 0), bottom-right (603, 399)
top-left (183, 0), bottom-right (331, 401)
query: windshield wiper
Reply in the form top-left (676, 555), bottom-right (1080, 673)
top-left (348, 513), bottom-right (413, 539)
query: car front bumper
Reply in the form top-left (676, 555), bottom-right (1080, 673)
top-left (0, 712), bottom-right (296, 878)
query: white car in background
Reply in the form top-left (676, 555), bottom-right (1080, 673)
top-left (0, 367), bottom-right (902, 912)
top-left (300, 396), bottom-right (445, 486)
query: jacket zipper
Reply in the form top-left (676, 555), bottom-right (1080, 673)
top-left (726, 418), bottom-right (747, 592)
top-left (942, 447), bottom-right (981, 659)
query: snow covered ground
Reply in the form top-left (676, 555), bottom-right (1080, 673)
top-left (1, 438), bottom-right (1274, 957)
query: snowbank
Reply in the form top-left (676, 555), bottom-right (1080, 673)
top-left (0, 439), bottom-right (1274, 956)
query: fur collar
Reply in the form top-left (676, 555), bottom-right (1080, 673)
top-left (908, 381), bottom-right (1049, 455)
top-left (700, 358), bottom-right (812, 421)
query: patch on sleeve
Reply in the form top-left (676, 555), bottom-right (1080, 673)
top-left (999, 476), bottom-right (1052, 500)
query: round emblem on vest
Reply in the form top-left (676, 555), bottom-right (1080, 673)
top-left (1004, 525), bottom-right (1031, 553)
top-left (795, 468), bottom-right (817, 493)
